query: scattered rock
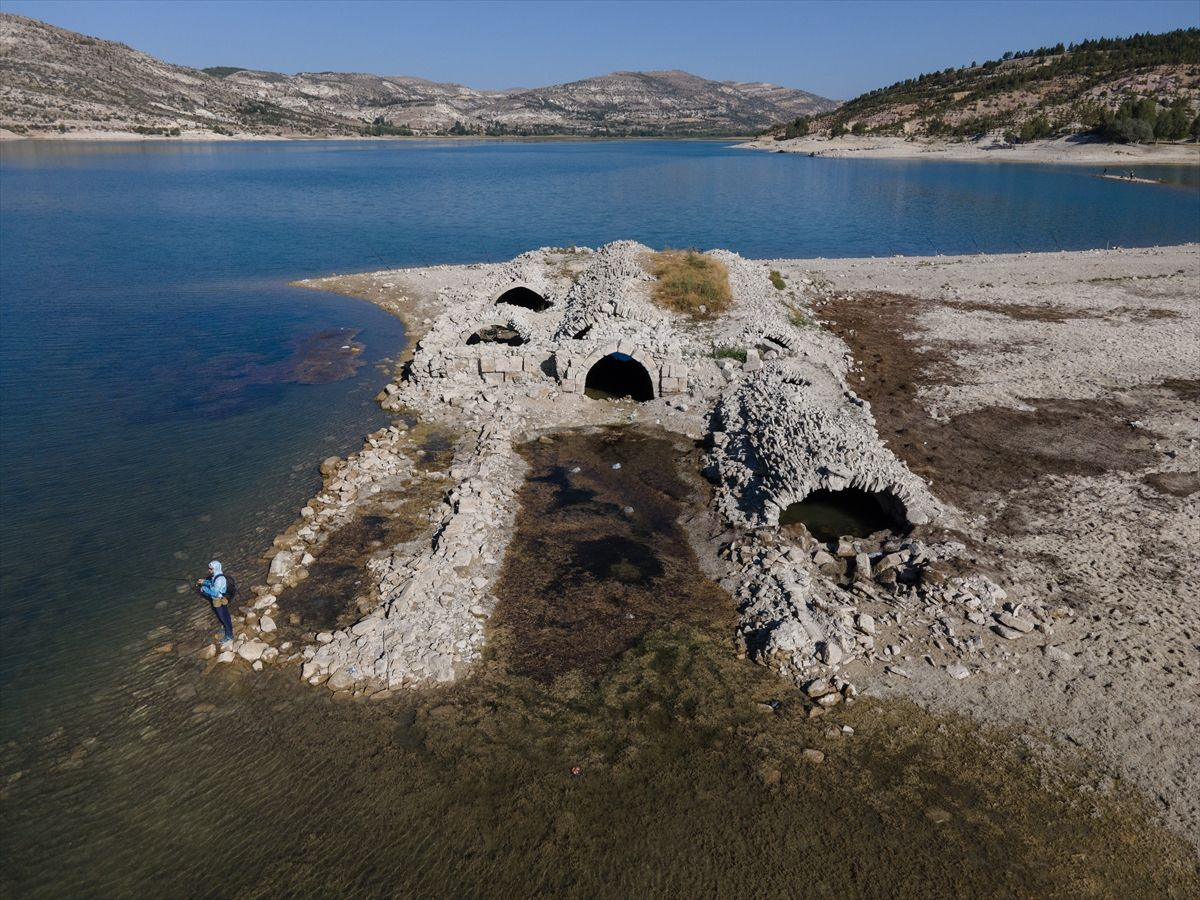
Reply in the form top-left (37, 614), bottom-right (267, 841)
top-left (992, 623), bottom-right (1026, 640)
top-left (802, 748), bottom-right (826, 764)
top-left (994, 611), bottom-right (1035, 633)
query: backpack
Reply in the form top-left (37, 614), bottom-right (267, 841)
top-left (219, 571), bottom-right (238, 602)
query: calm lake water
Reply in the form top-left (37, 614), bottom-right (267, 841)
top-left (1, 139), bottom-right (1198, 895)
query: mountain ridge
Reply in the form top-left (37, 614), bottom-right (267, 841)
top-left (764, 28), bottom-right (1200, 143)
top-left (0, 14), bottom-right (838, 137)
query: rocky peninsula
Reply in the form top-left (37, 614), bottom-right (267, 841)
top-left (202, 241), bottom-right (1198, 848)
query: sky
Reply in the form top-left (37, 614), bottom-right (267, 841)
top-left (5, 0), bottom-right (1198, 98)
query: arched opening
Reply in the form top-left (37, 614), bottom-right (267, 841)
top-left (584, 352), bottom-right (654, 401)
top-left (779, 488), bottom-right (908, 542)
top-left (496, 286), bottom-right (552, 312)
top-left (466, 324), bottom-right (525, 346)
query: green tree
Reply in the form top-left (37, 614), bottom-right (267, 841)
top-left (1019, 115), bottom-right (1052, 141)
top-left (1155, 97), bottom-right (1191, 139)
top-left (783, 116), bottom-right (809, 139)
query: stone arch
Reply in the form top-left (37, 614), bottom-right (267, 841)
top-left (583, 347), bottom-right (656, 401)
top-left (494, 285), bottom-right (552, 312)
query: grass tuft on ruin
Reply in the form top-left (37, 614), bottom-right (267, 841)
top-left (648, 250), bottom-right (732, 319)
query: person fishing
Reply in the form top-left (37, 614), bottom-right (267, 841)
top-left (197, 560), bottom-right (234, 645)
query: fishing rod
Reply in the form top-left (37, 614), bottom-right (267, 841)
top-left (128, 573), bottom-right (192, 582)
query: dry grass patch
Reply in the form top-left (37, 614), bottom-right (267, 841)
top-left (647, 250), bottom-right (732, 319)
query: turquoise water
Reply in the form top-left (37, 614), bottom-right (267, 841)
top-left (1, 140), bottom-right (1198, 893)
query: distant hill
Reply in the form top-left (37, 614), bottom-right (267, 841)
top-left (0, 14), bottom-right (838, 138)
top-left (766, 29), bottom-right (1200, 143)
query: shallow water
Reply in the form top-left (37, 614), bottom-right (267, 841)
top-left (3, 428), bottom-right (1196, 897)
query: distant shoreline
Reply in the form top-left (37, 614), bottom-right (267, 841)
top-left (0, 130), bottom-right (750, 145)
top-left (736, 134), bottom-right (1200, 167)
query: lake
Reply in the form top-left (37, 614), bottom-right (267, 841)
top-left (1, 139), bottom-right (1198, 895)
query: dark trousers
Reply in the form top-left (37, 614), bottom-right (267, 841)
top-left (211, 602), bottom-right (233, 640)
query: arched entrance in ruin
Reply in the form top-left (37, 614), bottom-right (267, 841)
top-left (779, 488), bottom-right (909, 542)
top-left (495, 286), bottom-right (552, 312)
top-left (584, 352), bottom-right (654, 401)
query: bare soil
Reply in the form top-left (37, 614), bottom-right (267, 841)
top-left (822, 291), bottom-right (1162, 516)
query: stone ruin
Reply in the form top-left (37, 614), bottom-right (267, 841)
top-left (231, 241), bottom-right (1011, 701)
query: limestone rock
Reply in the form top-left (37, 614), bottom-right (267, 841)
top-left (237, 640), bottom-right (268, 662)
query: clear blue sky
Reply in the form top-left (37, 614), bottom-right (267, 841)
top-left (5, 0), bottom-right (1198, 98)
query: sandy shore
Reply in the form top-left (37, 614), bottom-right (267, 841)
top-left (738, 133), bottom-right (1200, 166)
top-left (249, 243), bottom-right (1200, 850)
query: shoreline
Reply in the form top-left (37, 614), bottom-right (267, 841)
top-left (737, 133), bottom-right (1200, 167)
top-left (209, 242), bottom-right (1198, 850)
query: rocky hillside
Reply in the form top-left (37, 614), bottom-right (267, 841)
top-left (767, 28), bottom-right (1200, 142)
top-left (0, 14), bottom-right (837, 138)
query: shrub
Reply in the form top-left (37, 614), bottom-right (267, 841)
top-left (769, 270), bottom-right (786, 290)
top-left (647, 250), bottom-right (732, 319)
top-left (712, 345), bottom-right (747, 363)
top-left (787, 305), bottom-right (812, 328)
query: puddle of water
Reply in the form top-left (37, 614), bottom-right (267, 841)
top-left (779, 488), bottom-right (904, 542)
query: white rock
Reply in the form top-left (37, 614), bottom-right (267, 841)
top-left (217, 651), bottom-right (235, 664)
top-left (237, 640), bottom-right (268, 662)
top-left (946, 663), bottom-right (970, 680)
top-left (259, 616), bottom-right (276, 634)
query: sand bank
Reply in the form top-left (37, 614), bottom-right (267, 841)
top-left (738, 133), bottom-right (1200, 166)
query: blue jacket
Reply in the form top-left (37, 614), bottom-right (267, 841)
top-left (200, 560), bottom-right (228, 601)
